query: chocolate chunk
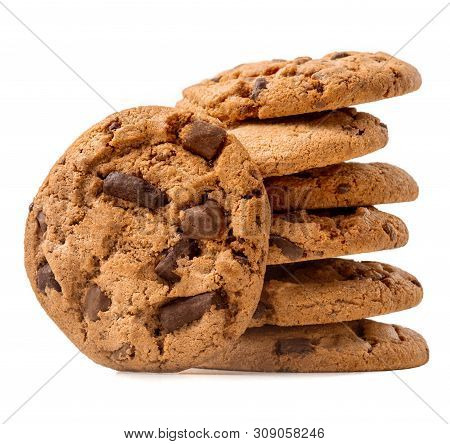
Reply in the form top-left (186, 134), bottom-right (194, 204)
top-left (181, 200), bottom-right (226, 239)
top-left (111, 343), bottom-right (135, 361)
top-left (37, 263), bottom-right (61, 293)
top-left (180, 121), bottom-right (227, 160)
top-left (382, 222), bottom-right (397, 241)
top-left (336, 183), bottom-right (351, 194)
top-left (108, 120), bottom-right (121, 132)
top-left (232, 250), bottom-right (249, 265)
top-left (155, 238), bottom-right (199, 284)
top-left (28, 202), bottom-right (34, 212)
top-left (243, 188), bottom-right (263, 199)
top-left (330, 52), bottom-right (350, 60)
top-left (269, 236), bottom-right (304, 260)
top-left (342, 124), bottom-right (365, 136)
top-left (159, 291), bottom-right (226, 332)
top-left (85, 285), bottom-right (111, 321)
top-left (36, 211), bottom-right (47, 233)
top-left (411, 278), bottom-right (422, 288)
top-left (251, 77), bottom-right (268, 100)
top-left (380, 122), bottom-right (388, 129)
top-left (103, 172), bottom-right (168, 210)
top-left (276, 338), bottom-right (314, 355)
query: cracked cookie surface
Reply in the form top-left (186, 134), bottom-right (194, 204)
top-left (268, 206), bottom-right (408, 265)
top-left (179, 51), bottom-right (421, 124)
top-left (251, 259), bottom-right (422, 327)
top-left (24, 106), bottom-right (271, 372)
top-left (266, 162), bottom-right (418, 211)
top-left (202, 319), bottom-right (429, 372)
top-left (229, 108), bottom-right (388, 177)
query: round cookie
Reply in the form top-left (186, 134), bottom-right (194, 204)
top-left (268, 206), bottom-right (408, 265)
top-left (228, 109), bottom-right (388, 178)
top-left (202, 320), bottom-right (429, 372)
top-left (179, 51), bottom-right (421, 124)
top-left (266, 162), bottom-right (419, 211)
top-left (25, 106), bottom-right (271, 372)
top-left (251, 259), bottom-right (423, 328)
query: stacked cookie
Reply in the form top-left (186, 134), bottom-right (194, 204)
top-left (25, 51), bottom-right (428, 373)
top-left (179, 51), bottom-right (428, 372)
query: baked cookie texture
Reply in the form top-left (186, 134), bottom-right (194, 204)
top-left (268, 206), bottom-right (408, 265)
top-left (202, 319), bottom-right (429, 372)
top-left (251, 259), bottom-right (422, 328)
top-left (229, 109), bottom-right (388, 177)
top-left (180, 51), bottom-right (421, 124)
top-left (266, 162), bottom-right (419, 211)
top-left (24, 106), bottom-right (271, 372)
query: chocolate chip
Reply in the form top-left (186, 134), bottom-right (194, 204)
top-left (37, 263), bottom-right (61, 293)
top-left (276, 338), bottom-right (314, 355)
top-left (85, 285), bottom-right (111, 321)
top-left (155, 238), bottom-right (199, 284)
top-left (28, 202), bottom-right (34, 212)
top-left (411, 278), bottom-right (422, 288)
top-left (269, 236), bottom-right (304, 260)
top-left (36, 211), bottom-right (47, 233)
top-left (243, 188), bottom-right (263, 199)
top-left (108, 120), bottom-right (121, 132)
top-left (382, 222), bottom-right (397, 241)
top-left (251, 77), bottom-right (268, 100)
top-left (159, 291), bottom-right (227, 332)
top-left (232, 250), bottom-right (249, 265)
top-left (181, 200), bottom-right (226, 239)
top-left (342, 125), bottom-right (365, 136)
top-left (111, 343), bottom-right (135, 361)
top-left (330, 52), bottom-right (350, 60)
top-left (336, 183), bottom-right (351, 194)
top-left (380, 122), bottom-right (388, 129)
top-left (103, 172), bottom-right (168, 210)
top-left (180, 121), bottom-right (227, 160)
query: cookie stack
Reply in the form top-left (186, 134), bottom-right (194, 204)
top-left (25, 51), bottom-right (428, 373)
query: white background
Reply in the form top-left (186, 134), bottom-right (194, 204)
top-left (1, 0), bottom-right (449, 442)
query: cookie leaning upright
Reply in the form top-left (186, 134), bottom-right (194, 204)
top-left (24, 106), bottom-right (271, 372)
top-left (179, 51), bottom-right (421, 124)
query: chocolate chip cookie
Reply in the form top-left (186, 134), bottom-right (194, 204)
top-left (25, 106), bottom-right (271, 372)
top-left (227, 109), bottom-right (388, 177)
top-left (251, 259), bottom-right (422, 328)
top-left (179, 52), bottom-right (421, 124)
top-left (266, 162), bottom-right (418, 211)
top-left (202, 319), bottom-right (429, 372)
top-left (268, 206), bottom-right (408, 265)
